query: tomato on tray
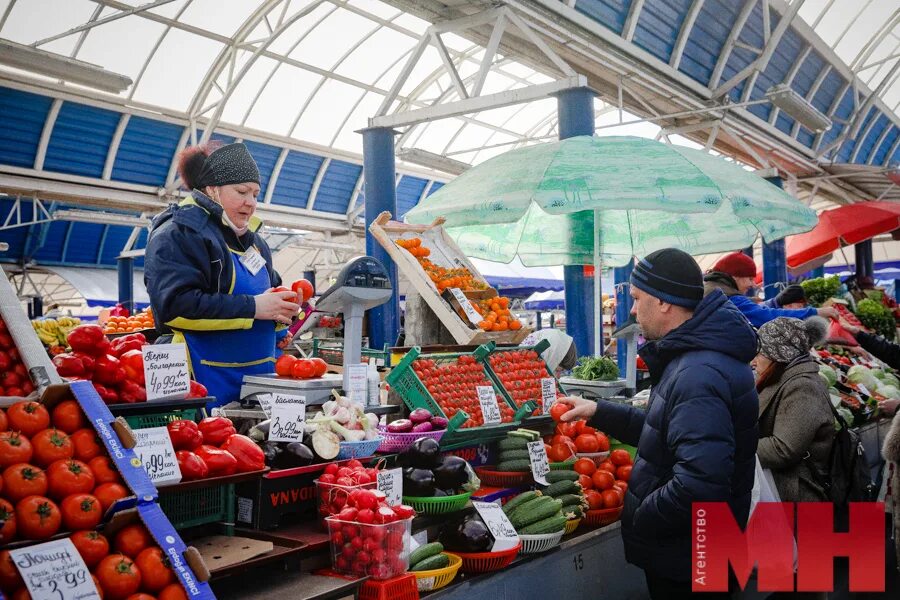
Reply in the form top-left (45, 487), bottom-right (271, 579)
top-left (96, 554), bottom-right (142, 600)
top-left (489, 349), bottom-right (560, 414)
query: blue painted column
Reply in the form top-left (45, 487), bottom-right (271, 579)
top-left (855, 240), bottom-right (873, 279)
top-left (762, 176), bottom-right (788, 300)
top-left (894, 279), bottom-right (900, 303)
top-left (117, 256), bottom-right (134, 314)
top-left (362, 127), bottom-right (400, 348)
top-left (302, 270), bottom-right (316, 296)
top-left (614, 260), bottom-right (634, 372)
top-left (557, 87), bottom-right (596, 356)
top-left (811, 266), bottom-right (825, 279)
top-left (742, 246), bottom-right (753, 258)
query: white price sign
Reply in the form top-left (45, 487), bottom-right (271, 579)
top-left (269, 394), bottom-right (307, 442)
top-left (477, 386), bottom-right (501, 425)
top-left (541, 378), bottom-right (556, 415)
top-left (348, 363), bottom-right (368, 405)
top-left (257, 393), bottom-right (274, 417)
top-left (10, 538), bottom-right (101, 600)
top-left (450, 288), bottom-right (483, 325)
top-left (473, 501), bottom-right (519, 552)
top-left (142, 344), bottom-right (190, 401)
top-left (377, 468), bottom-right (403, 506)
top-left (134, 426), bottom-right (181, 486)
top-left (527, 440), bottom-right (550, 485)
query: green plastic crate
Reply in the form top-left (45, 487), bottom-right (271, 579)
top-left (122, 408), bottom-right (200, 430)
top-left (481, 340), bottom-right (567, 413)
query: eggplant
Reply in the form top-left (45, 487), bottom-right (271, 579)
top-left (432, 489), bottom-right (447, 497)
top-left (401, 437), bottom-right (442, 469)
top-left (275, 442), bottom-right (315, 468)
top-left (433, 455), bottom-right (469, 490)
top-left (249, 420), bottom-right (271, 443)
top-left (261, 441), bottom-right (282, 465)
top-left (402, 467), bottom-right (436, 497)
top-left (439, 514), bottom-right (492, 553)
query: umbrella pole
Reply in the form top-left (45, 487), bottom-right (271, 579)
top-left (594, 209), bottom-right (602, 357)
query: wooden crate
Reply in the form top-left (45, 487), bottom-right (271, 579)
top-left (369, 211), bottom-right (532, 345)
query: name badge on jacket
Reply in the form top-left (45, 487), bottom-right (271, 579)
top-left (240, 247), bottom-right (266, 276)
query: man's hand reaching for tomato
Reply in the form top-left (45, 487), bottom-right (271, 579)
top-left (556, 396), bottom-right (598, 422)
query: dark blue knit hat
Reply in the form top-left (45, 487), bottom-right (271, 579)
top-left (631, 248), bottom-right (704, 309)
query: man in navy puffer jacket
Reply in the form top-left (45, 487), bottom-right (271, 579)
top-left (561, 248), bottom-right (759, 598)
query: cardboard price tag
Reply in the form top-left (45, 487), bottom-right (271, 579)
top-left (477, 386), bottom-right (502, 424)
top-left (257, 393), bottom-right (273, 417)
top-left (10, 538), bottom-right (101, 600)
top-left (377, 468), bottom-right (403, 506)
top-left (134, 426), bottom-right (181, 486)
top-left (269, 394), bottom-right (307, 442)
top-left (142, 344), bottom-right (190, 401)
top-left (541, 378), bottom-right (556, 415)
top-left (450, 288), bottom-right (482, 325)
top-left (472, 501), bottom-right (519, 552)
top-left (527, 440), bottom-right (550, 485)
top-left (347, 363), bottom-right (368, 405)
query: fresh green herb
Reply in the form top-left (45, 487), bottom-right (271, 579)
top-left (571, 356), bottom-right (620, 381)
top-left (800, 276), bottom-right (841, 307)
top-left (855, 299), bottom-right (896, 340)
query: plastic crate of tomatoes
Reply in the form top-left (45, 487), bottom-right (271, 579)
top-left (483, 340), bottom-right (566, 416)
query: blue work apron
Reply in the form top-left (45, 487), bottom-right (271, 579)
top-left (182, 247), bottom-right (276, 408)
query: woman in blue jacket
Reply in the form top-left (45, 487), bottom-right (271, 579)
top-left (144, 142), bottom-right (299, 407)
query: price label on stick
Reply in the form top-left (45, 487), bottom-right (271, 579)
top-left (142, 343), bottom-right (190, 401)
top-left (348, 363), bottom-right (368, 405)
top-left (377, 468), bottom-right (403, 506)
top-left (527, 440), bottom-right (550, 485)
top-left (133, 426), bottom-right (181, 486)
top-left (269, 393), bottom-right (307, 442)
top-left (473, 501), bottom-right (519, 552)
top-left (450, 288), bottom-right (483, 325)
top-left (541, 378), bottom-right (556, 415)
top-left (477, 386), bottom-right (502, 424)
top-left (10, 538), bottom-right (101, 600)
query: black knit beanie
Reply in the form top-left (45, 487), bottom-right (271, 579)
top-left (775, 284), bottom-right (805, 306)
top-left (196, 142), bottom-right (260, 188)
top-left (631, 248), bottom-right (704, 309)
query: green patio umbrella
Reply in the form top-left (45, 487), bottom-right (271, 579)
top-left (404, 136), bottom-right (817, 356)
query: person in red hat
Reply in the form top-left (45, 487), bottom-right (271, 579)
top-left (704, 252), bottom-right (836, 328)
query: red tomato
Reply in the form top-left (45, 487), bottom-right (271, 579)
top-left (291, 279), bottom-right (314, 303)
top-left (584, 489), bottom-right (604, 510)
top-left (574, 434), bottom-right (600, 454)
top-left (0, 498), bottom-right (15, 542)
top-left (31, 428), bottom-right (74, 467)
top-left (591, 469), bottom-right (615, 491)
top-left (556, 422), bottom-right (578, 438)
top-left (610, 449), bottom-right (633, 466)
top-left (577, 473), bottom-right (593, 491)
top-left (274, 354), bottom-right (296, 377)
top-left (291, 359), bottom-right (316, 379)
top-left (597, 460), bottom-right (617, 474)
top-left (601, 488), bottom-right (623, 508)
top-left (594, 432), bottom-right (611, 452)
top-left (15, 495), bottom-right (61, 540)
top-left (51, 400), bottom-right (86, 434)
top-left (547, 443), bottom-right (574, 463)
top-left (70, 530), bottom-right (109, 568)
top-left (549, 402), bottom-right (570, 422)
top-left (573, 458), bottom-right (596, 476)
top-left (60, 493), bottom-right (103, 530)
top-left (7, 402), bottom-right (50, 437)
top-left (95, 554), bottom-right (141, 600)
top-left (616, 465), bottom-right (632, 482)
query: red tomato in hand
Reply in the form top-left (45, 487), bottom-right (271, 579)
top-left (549, 402), bottom-right (570, 422)
top-left (291, 279), bottom-right (314, 302)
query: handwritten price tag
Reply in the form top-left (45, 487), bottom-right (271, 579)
top-left (133, 426), bottom-right (181, 486)
top-left (473, 501), bottom-right (519, 552)
top-left (477, 386), bottom-right (501, 425)
top-left (142, 344), bottom-right (190, 402)
top-left (527, 440), bottom-right (550, 485)
top-left (257, 393), bottom-right (274, 417)
top-left (450, 288), bottom-right (482, 325)
top-left (348, 363), bottom-right (368, 405)
top-left (377, 468), bottom-right (403, 506)
top-left (541, 378), bottom-right (556, 415)
top-left (10, 538), bottom-right (101, 600)
top-left (269, 394), bottom-right (307, 442)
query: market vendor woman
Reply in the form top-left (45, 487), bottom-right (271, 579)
top-left (145, 142), bottom-right (299, 407)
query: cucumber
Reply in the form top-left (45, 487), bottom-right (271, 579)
top-left (498, 449), bottom-right (530, 462)
top-left (555, 494), bottom-right (587, 508)
top-left (411, 553), bottom-right (451, 572)
top-left (502, 490), bottom-right (541, 515)
top-left (549, 460), bottom-right (577, 471)
top-left (545, 470), bottom-right (579, 483)
top-left (496, 459), bottom-right (531, 472)
top-left (508, 430), bottom-right (539, 442)
top-left (520, 513), bottom-right (568, 535)
top-left (509, 497), bottom-right (563, 529)
top-left (498, 437), bottom-right (528, 451)
top-left (543, 479), bottom-right (579, 497)
top-left (564, 505), bottom-right (585, 520)
top-left (409, 542), bottom-right (443, 566)
top-left (518, 428), bottom-right (541, 439)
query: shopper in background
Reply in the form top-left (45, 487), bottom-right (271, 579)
top-left (881, 401), bottom-right (900, 576)
top-left (753, 317), bottom-right (833, 502)
top-left (762, 283), bottom-right (807, 309)
top-left (558, 248), bottom-right (758, 598)
top-left (703, 252), bottom-right (836, 327)
top-left (522, 328), bottom-right (577, 375)
top-left (837, 317), bottom-right (900, 416)
top-left (145, 142), bottom-right (298, 408)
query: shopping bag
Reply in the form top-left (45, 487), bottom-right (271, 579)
top-left (750, 456), bottom-right (797, 573)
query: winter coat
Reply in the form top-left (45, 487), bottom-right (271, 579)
top-left (882, 413), bottom-right (900, 572)
top-left (855, 331), bottom-right (900, 370)
top-left (703, 271), bottom-right (817, 328)
top-left (588, 290), bottom-right (759, 582)
top-left (144, 191), bottom-right (281, 334)
top-left (756, 357), bottom-right (834, 502)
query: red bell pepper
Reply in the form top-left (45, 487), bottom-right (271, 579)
top-left (166, 419), bottom-right (203, 450)
top-left (198, 417), bottom-right (236, 446)
top-left (119, 349), bottom-right (145, 385)
top-left (92, 382), bottom-right (119, 404)
top-left (118, 380), bottom-right (146, 404)
top-left (110, 336), bottom-right (143, 358)
top-left (67, 324), bottom-right (111, 356)
top-left (221, 434), bottom-right (265, 472)
top-left (93, 354), bottom-right (122, 386)
top-left (53, 353), bottom-right (85, 378)
top-left (187, 380), bottom-right (208, 399)
top-left (195, 445), bottom-right (238, 476)
top-left (175, 450), bottom-right (208, 481)
top-left (73, 352), bottom-right (96, 378)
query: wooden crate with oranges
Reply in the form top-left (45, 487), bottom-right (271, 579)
top-left (370, 212), bottom-right (532, 345)
top-left (103, 308), bottom-right (156, 336)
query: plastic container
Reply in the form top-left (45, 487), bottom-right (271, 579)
top-left (336, 437), bottom-right (383, 460)
top-left (455, 542), bottom-right (521, 573)
top-left (315, 478), bottom-right (378, 524)
top-left (326, 516), bottom-right (413, 580)
top-left (359, 574), bottom-right (419, 600)
top-left (474, 466), bottom-right (533, 487)
top-left (519, 530), bottom-right (564, 554)
top-left (376, 425), bottom-right (446, 453)
top-left (576, 451), bottom-right (611, 466)
top-left (564, 518), bottom-right (581, 535)
top-left (402, 491), bottom-right (472, 515)
top-left (583, 505), bottom-right (623, 528)
top-left (412, 553), bottom-right (462, 592)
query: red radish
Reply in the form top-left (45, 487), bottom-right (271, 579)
top-left (356, 508), bottom-right (375, 524)
top-left (356, 551), bottom-right (371, 565)
top-left (319, 473), bottom-right (336, 484)
top-left (337, 507), bottom-right (358, 521)
top-left (325, 463), bottom-right (340, 476)
top-left (375, 506), bottom-right (397, 524)
top-left (335, 476), bottom-right (353, 486)
top-left (337, 467), bottom-right (353, 478)
top-left (393, 505), bottom-right (416, 519)
top-left (346, 459), bottom-right (363, 470)
top-left (354, 490), bottom-right (378, 510)
top-left (351, 536), bottom-right (364, 550)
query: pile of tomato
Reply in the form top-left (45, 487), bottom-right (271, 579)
top-left (545, 403), bottom-right (611, 460)
top-left (412, 356), bottom-right (515, 428)
top-left (274, 355), bottom-right (328, 379)
top-left (488, 349), bottom-right (560, 414)
top-left (572, 452), bottom-right (632, 511)
top-left (1, 522), bottom-right (192, 600)
top-left (0, 400), bottom-right (131, 545)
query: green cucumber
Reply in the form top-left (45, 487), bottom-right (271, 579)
top-left (498, 437), bottom-right (528, 451)
top-left (549, 460), bottom-right (577, 470)
top-left (543, 480), bottom-right (579, 497)
top-left (510, 498), bottom-right (563, 529)
top-left (496, 459), bottom-right (531, 472)
top-left (555, 494), bottom-right (587, 508)
top-left (520, 513), bottom-right (568, 535)
top-left (545, 470), bottom-right (579, 483)
top-left (498, 449), bottom-right (530, 462)
top-left (409, 542), bottom-right (443, 566)
top-left (564, 505), bottom-right (585, 520)
top-left (508, 429), bottom-right (540, 442)
top-left (411, 553), bottom-right (451, 572)
top-left (502, 490), bottom-right (541, 515)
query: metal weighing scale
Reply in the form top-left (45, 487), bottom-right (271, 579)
top-left (239, 256), bottom-right (393, 409)
top-left (559, 318), bottom-right (636, 400)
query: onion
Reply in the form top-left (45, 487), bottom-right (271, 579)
top-left (412, 421), bottom-right (434, 433)
top-left (429, 416), bottom-right (448, 430)
top-left (387, 419), bottom-right (414, 433)
top-left (409, 408), bottom-right (433, 424)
